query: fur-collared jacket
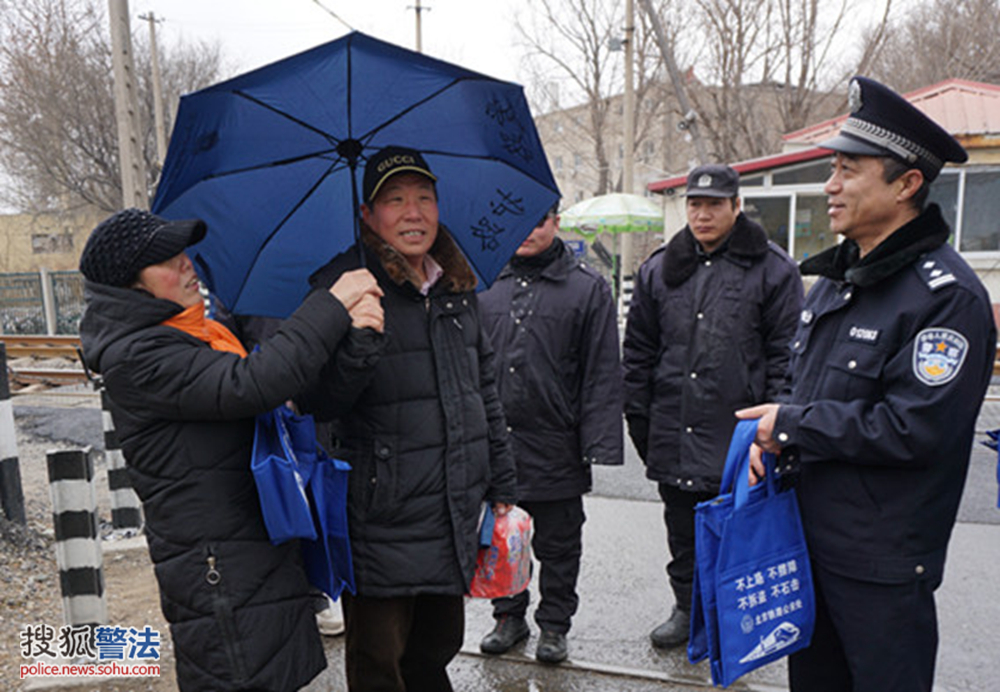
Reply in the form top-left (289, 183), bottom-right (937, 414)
top-left (622, 213), bottom-right (803, 492)
top-left (300, 224), bottom-right (517, 597)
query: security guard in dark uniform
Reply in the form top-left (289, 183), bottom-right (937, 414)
top-left (738, 76), bottom-right (996, 692)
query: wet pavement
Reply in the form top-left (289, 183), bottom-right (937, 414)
top-left (13, 399), bottom-right (1000, 691)
top-left (304, 401), bottom-right (1000, 691)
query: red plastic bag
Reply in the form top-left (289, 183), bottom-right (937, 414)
top-left (468, 506), bottom-right (533, 598)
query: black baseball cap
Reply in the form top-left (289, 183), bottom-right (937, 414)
top-left (362, 145), bottom-right (437, 205)
top-left (686, 164), bottom-right (739, 198)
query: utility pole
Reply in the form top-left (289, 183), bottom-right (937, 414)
top-left (637, 0), bottom-right (709, 166)
top-left (408, 0), bottom-right (430, 53)
top-left (108, 0), bottom-right (147, 209)
top-left (139, 12), bottom-right (168, 168)
top-left (620, 0), bottom-right (636, 282)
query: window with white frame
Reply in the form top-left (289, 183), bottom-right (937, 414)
top-left (738, 160), bottom-right (1000, 259)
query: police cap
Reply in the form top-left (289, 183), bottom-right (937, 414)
top-left (819, 76), bottom-right (967, 182)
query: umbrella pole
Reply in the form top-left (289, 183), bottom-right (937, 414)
top-left (349, 161), bottom-right (366, 269)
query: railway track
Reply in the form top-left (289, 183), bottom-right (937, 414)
top-left (1, 335), bottom-right (89, 388)
top-left (8, 367), bottom-right (89, 386)
top-left (0, 334), bottom-right (82, 359)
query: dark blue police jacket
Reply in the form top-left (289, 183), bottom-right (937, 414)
top-left (773, 204), bottom-right (996, 585)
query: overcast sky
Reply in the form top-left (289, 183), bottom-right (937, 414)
top-left (129, 0), bottom-right (525, 83)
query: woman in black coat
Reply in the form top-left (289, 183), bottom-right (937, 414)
top-left (78, 208), bottom-right (382, 691)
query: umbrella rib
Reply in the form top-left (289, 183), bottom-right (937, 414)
top-left (199, 148), bottom-right (341, 182)
top-left (232, 163), bottom-right (339, 305)
top-left (234, 90), bottom-right (341, 144)
top-left (360, 77), bottom-right (468, 141)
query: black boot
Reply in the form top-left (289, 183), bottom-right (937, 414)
top-left (650, 606), bottom-right (690, 649)
top-left (535, 630), bottom-right (568, 664)
top-left (480, 615), bottom-right (530, 655)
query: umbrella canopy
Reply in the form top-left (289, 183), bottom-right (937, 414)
top-left (560, 193), bottom-right (664, 240)
top-left (151, 31), bottom-right (559, 318)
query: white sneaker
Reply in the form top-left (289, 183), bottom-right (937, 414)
top-left (315, 596), bottom-right (345, 636)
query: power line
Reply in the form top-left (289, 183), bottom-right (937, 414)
top-left (309, 0), bottom-right (354, 31)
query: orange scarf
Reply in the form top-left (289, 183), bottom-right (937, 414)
top-left (162, 304), bottom-right (248, 357)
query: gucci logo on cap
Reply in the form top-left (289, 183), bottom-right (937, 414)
top-left (377, 154), bottom-right (416, 173)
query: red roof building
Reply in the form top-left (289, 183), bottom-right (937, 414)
top-left (647, 80), bottom-right (1000, 303)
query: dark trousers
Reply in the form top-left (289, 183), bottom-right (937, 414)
top-left (491, 496), bottom-right (586, 634)
top-left (657, 483), bottom-right (715, 612)
top-left (341, 592), bottom-right (464, 692)
top-left (789, 562), bottom-right (940, 692)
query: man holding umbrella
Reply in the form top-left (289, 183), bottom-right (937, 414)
top-left (299, 145), bottom-right (518, 692)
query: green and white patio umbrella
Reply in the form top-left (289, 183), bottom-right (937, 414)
top-left (559, 193), bottom-right (664, 240)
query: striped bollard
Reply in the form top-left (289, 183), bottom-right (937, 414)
top-left (0, 343), bottom-right (26, 524)
top-left (99, 386), bottom-right (143, 531)
top-left (47, 448), bottom-right (107, 627)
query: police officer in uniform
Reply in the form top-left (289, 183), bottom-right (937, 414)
top-left (738, 77), bottom-right (996, 692)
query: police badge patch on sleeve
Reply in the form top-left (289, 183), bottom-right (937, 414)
top-left (913, 328), bottom-right (969, 386)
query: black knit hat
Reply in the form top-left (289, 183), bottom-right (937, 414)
top-left (362, 145), bottom-right (437, 205)
top-left (79, 208), bottom-right (206, 287)
top-left (819, 76), bottom-right (967, 182)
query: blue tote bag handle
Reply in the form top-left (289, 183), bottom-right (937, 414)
top-left (720, 419), bottom-right (775, 507)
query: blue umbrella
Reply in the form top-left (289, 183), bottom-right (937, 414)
top-left (151, 31), bottom-right (559, 318)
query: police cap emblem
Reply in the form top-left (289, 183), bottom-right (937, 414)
top-left (848, 79), bottom-right (862, 113)
top-left (913, 328), bottom-right (968, 387)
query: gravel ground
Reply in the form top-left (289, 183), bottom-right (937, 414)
top-left (3, 416), bottom-right (178, 691)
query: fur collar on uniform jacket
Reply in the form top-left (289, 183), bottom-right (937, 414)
top-left (360, 223), bottom-right (478, 293)
top-left (799, 204), bottom-right (950, 287)
top-left (662, 212), bottom-right (769, 287)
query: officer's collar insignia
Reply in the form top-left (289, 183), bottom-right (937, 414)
top-left (697, 174), bottom-right (713, 188)
top-left (919, 259), bottom-right (956, 291)
top-left (913, 328), bottom-right (968, 387)
top-left (848, 79), bottom-right (862, 113)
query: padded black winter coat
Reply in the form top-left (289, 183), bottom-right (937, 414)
top-left (623, 213), bottom-right (803, 492)
top-left (80, 282), bottom-right (351, 691)
top-left (301, 225), bottom-right (517, 598)
top-left (479, 239), bottom-right (623, 501)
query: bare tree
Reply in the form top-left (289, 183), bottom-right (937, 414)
top-left (684, 0), bottom-right (894, 162)
top-left (516, 0), bottom-right (670, 196)
top-left (517, 0), bottom-right (619, 196)
top-left (0, 0), bottom-right (223, 213)
top-left (866, 0), bottom-right (1000, 93)
top-left (522, 0), bottom-right (896, 184)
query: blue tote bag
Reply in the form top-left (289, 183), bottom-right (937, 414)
top-left (301, 449), bottom-right (356, 600)
top-left (251, 406), bottom-right (319, 544)
top-left (688, 419), bottom-right (815, 687)
top-left (251, 406), bottom-right (356, 599)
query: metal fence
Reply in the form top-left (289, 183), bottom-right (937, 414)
top-left (0, 270), bottom-right (85, 335)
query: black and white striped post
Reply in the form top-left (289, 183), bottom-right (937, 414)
top-left (99, 386), bottom-right (143, 531)
top-left (47, 448), bottom-right (107, 627)
top-left (0, 343), bottom-right (26, 525)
